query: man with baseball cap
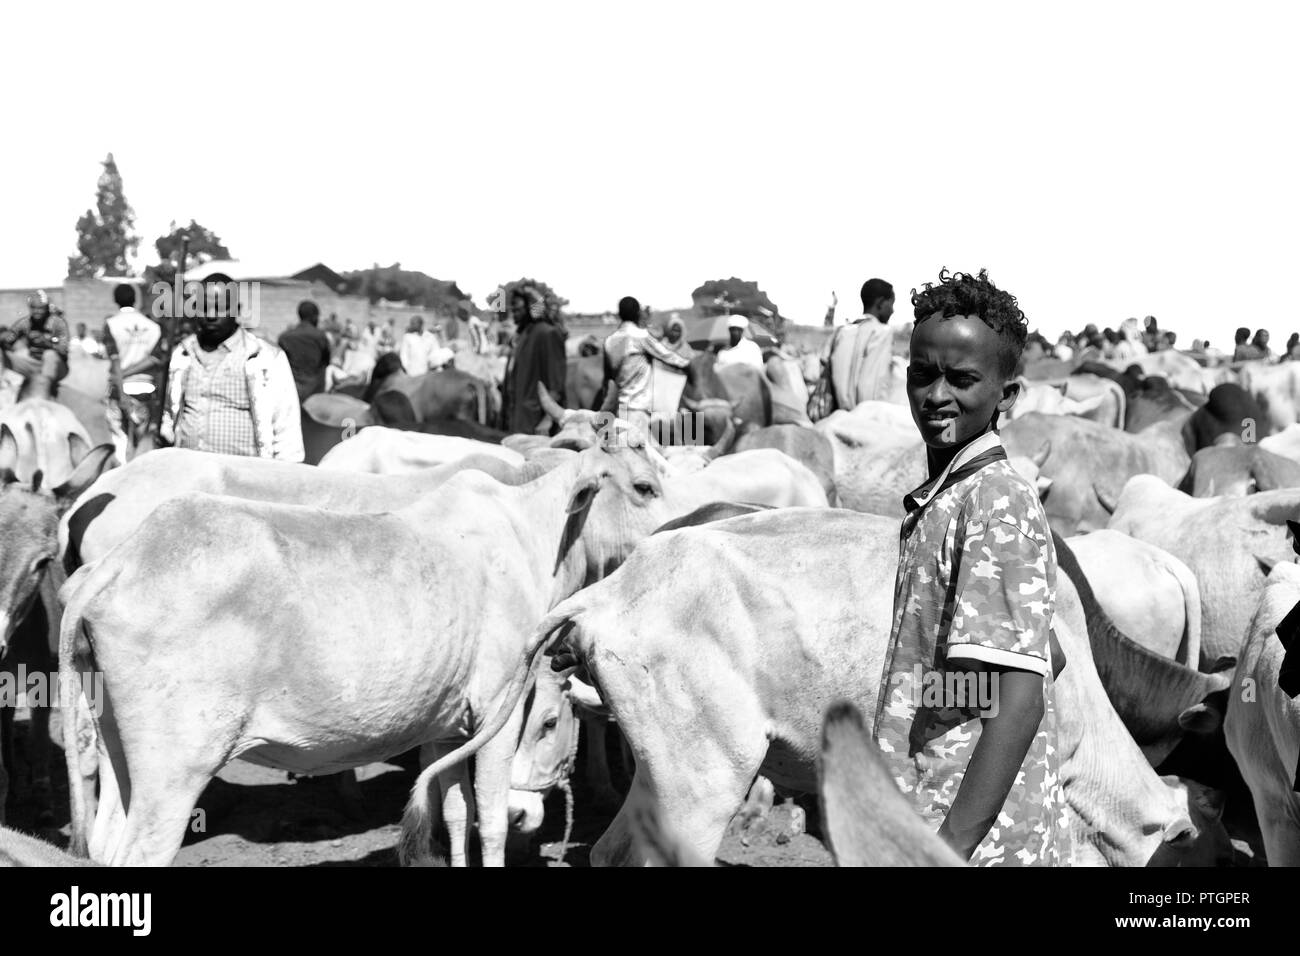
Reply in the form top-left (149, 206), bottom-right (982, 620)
top-left (715, 314), bottom-right (765, 370)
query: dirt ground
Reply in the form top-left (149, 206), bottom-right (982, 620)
top-left (4, 711), bottom-right (831, 867)
top-left (4, 710), bottom-right (1262, 867)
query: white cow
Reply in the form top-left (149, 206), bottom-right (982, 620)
top-left (1067, 530), bottom-right (1201, 666)
top-left (509, 510), bottom-right (1228, 867)
top-left (1225, 558), bottom-right (1300, 866)
top-left (317, 427), bottom-right (522, 473)
top-left (58, 445), bottom-right (654, 867)
top-left (1106, 475), bottom-right (1300, 666)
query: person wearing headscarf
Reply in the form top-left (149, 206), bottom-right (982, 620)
top-left (662, 315), bottom-right (696, 361)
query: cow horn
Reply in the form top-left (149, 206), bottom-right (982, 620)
top-left (702, 417), bottom-right (737, 462)
top-left (0, 424), bottom-right (17, 473)
top-left (567, 675), bottom-right (605, 712)
top-left (1031, 440), bottom-right (1051, 469)
top-left (537, 382), bottom-right (568, 423)
top-left (1094, 483), bottom-right (1118, 515)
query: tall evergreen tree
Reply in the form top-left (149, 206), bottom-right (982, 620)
top-left (67, 153), bottom-right (139, 278)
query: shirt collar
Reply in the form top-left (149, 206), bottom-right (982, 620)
top-left (902, 430), bottom-right (1003, 514)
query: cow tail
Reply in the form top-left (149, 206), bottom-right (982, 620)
top-left (396, 606), bottom-right (581, 866)
top-left (59, 562), bottom-right (106, 858)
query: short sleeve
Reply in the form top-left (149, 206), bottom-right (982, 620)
top-left (945, 501), bottom-right (1053, 677)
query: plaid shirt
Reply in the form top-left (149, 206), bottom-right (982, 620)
top-left (174, 332), bottom-right (259, 456)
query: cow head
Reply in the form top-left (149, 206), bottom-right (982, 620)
top-left (507, 661), bottom-right (580, 835)
top-left (1145, 777), bottom-right (1233, 867)
top-left (0, 425), bottom-right (115, 654)
top-left (558, 439), bottom-right (670, 584)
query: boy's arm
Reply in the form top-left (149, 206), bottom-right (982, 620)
top-left (937, 663), bottom-right (1043, 859)
top-left (940, 502), bottom-right (1055, 860)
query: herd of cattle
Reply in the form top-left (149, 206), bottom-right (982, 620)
top-left (1, 341), bottom-right (1299, 867)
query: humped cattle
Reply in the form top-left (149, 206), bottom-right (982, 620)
top-left (1180, 444), bottom-right (1300, 498)
top-left (1104, 474), bottom-right (1300, 666)
top-left (1002, 412), bottom-right (1190, 535)
top-left (1065, 530), bottom-right (1201, 666)
top-left (1224, 547), bottom-right (1300, 866)
top-left (498, 509), bottom-right (1228, 867)
top-left (317, 427), bottom-right (523, 473)
top-left (1238, 360), bottom-right (1300, 434)
top-left (58, 443), bottom-right (666, 866)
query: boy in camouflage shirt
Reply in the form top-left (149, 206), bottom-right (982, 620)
top-left (872, 269), bottom-right (1070, 866)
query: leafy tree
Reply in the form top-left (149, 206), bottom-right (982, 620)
top-left (141, 220), bottom-right (232, 318)
top-left (67, 153), bottom-right (139, 278)
top-left (690, 277), bottom-right (783, 331)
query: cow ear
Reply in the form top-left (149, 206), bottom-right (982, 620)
top-left (0, 424), bottom-right (17, 473)
top-left (67, 431), bottom-right (90, 465)
top-left (53, 444), bottom-right (116, 503)
top-left (565, 475), bottom-right (602, 515)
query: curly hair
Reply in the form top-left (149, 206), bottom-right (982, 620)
top-left (910, 269), bottom-right (1027, 377)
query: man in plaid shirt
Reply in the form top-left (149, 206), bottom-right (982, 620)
top-left (161, 274), bottom-right (303, 461)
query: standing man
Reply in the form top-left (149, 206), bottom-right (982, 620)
top-left (0, 290), bottom-right (70, 396)
top-left (103, 283), bottom-right (165, 462)
top-left (715, 315), bottom-right (765, 370)
top-left (399, 315), bottom-right (440, 373)
top-left (505, 288), bottom-right (567, 434)
top-left (821, 277), bottom-right (895, 411)
top-left (359, 318), bottom-right (382, 360)
top-left (600, 296), bottom-right (693, 436)
top-left (161, 274), bottom-right (303, 461)
top-left (278, 301), bottom-right (334, 403)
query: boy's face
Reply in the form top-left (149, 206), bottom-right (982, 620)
top-left (907, 313), bottom-right (1019, 450)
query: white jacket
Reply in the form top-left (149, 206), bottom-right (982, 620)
top-left (162, 329), bottom-right (304, 462)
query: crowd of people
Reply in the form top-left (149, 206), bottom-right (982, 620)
top-left (1016, 315), bottom-right (1300, 366)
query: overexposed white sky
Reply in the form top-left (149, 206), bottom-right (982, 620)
top-left (2, 1), bottom-right (1296, 345)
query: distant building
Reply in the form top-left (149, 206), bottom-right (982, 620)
top-left (0, 262), bottom-right (473, 344)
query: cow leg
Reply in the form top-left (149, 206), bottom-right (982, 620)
top-left (0, 704), bottom-right (10, 825)
top-left (107, 758), bottom-right (214, 866)
top-left (473, 699), bottom-right (526, 868)
top-left (89, 752), bottom-right (125, 863)
top-left (419, 741), bottom-right (475, 867)
top-left (582, 713), bottom-right (621, 809)
top-left (27, 704), bottom-right (52, 825)
top-left (593, 723), bottom-right (768, 867)
top-left (1255, 788), bottom-right (1300, 868)
top-left (331, 769), bottom-right (365, 820)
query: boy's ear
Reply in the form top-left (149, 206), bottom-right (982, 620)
top-left (998, 378), bottom-right (1022, 414)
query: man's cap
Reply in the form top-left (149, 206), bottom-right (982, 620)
top-left (727, 315), bottom-right (749, 331)
top-left (27, 290), bottom-right (49, 308)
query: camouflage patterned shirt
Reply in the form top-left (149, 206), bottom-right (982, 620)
top-left (872, 430), bottom-right (1071, 866)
